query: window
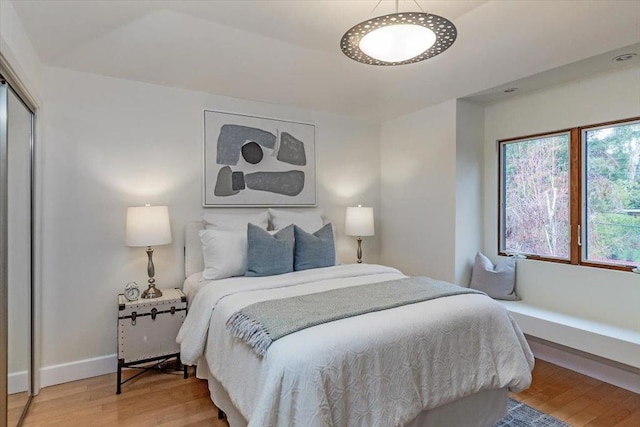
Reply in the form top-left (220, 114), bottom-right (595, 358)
top-left (583, 121), bottom-right (640, 268)
top-left (499, 117), bottom-right (640, 271)
top-left (500, 133), bottom-right (571, 259)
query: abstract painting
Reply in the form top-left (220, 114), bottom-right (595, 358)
top-left (203, 110), bottom-right (316, 207)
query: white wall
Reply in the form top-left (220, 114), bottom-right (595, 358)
top-left (380, 100), bottom-right (457, 281)
top-left (40, 66), bottom-right (381, 368)
top-left (454, 100), bottom-right (484, 285)
top-left (483, 66), bottom-right (640, 331)
top-left (0, 0), bottom-right (41, 102)
top-left (380, 99), bottom-right (485, 284)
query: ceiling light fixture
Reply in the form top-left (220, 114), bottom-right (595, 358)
top-left (341, 0), bottom-right (457, 66)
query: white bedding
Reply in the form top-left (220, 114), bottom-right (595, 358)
top-left (183, 272), bottom-right (204, 302)
top-left (178, 264), bottom-right (534, 427)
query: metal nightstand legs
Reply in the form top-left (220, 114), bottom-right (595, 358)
top-left (116, 353), bottom-right (188, 394)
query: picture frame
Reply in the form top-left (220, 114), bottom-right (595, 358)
top-left (203, 110), bottom-right (316, 207)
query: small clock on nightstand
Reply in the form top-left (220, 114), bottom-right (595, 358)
top-left (123, 282), bottom-right (140, 301)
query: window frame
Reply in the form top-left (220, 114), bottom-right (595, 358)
top-left (498, 116), bottom-right (640, 272)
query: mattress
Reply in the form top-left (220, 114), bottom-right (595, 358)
top-left (178, 264), bottom-right (534, 427)
top-left (196, 359), bottom-right (510, 427)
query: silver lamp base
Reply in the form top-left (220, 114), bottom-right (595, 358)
top-left (141, 284), bottom-right (162, 299)
top-left (142, 246), bottom-right (162, 298)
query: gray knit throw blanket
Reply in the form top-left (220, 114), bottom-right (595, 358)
top-left (226, 276), bottom-right (484, 357)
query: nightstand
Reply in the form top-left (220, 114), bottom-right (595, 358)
top-left (117, 288), bottom-right (188, 394)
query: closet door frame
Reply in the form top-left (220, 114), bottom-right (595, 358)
top-left (0, 65), bottom-right (37, 427)
top-left (0, 74), bottom-right (9, 427)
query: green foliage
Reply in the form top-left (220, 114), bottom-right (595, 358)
top-left (503, 135), bottom-right (570, 257)
top-left (622, 180), bottom-right (640, 210)
top-left (588, 213), bottom-right (640, 264)
top-left (586, 122), bottom-right (640, 265)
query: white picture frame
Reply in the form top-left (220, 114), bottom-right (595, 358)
top-left (203, 110), bottom-right (316, 207)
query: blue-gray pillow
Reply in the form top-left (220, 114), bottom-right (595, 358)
top-left (294, 223), bottom-right (336, 271)
top-left (246, 224), bottom-right (294, 277)
top-left (469, 252), bottom-right (520, 300)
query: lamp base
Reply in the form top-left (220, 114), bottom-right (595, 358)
top-left (142, 247), bottom-right (162, 298)
top-left (142, 284), bottom-right (162, 299)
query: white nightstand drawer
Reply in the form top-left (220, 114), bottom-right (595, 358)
top-left (118, 288), bottom-right (187, 363)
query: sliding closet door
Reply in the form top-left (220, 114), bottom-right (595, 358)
top-left (0, 77), bottom-right (34, 427)
top-left (0, 79), bottom-right (9, 427)
top-left (6, 85), bottom-right (33, 427)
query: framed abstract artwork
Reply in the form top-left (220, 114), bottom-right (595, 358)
top-left (203, 110), bottom-right (316, 207)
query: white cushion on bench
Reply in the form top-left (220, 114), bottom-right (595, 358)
top-left (498, 300), bottom-right (640, 369)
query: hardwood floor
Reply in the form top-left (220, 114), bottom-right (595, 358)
top-left (21, 359), bottom-right (639, 426)
top-left (22, 366), bottom-right (225, 427)
top-left (7, 391), bottom-right (29, 425)
top-left (510, 360), bottom-right (640, 427)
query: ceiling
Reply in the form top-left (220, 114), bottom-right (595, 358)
top-left (465, 42), bottom-right (640, 105)
top-left (11, 0), bottom-right (640, 120)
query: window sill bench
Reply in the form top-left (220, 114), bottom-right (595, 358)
top-left (497, 300), bottom-right (640, 369)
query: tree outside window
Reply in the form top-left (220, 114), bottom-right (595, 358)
top-left (501, 134), bottom-right (570, 259)
top-left (499, 117), bottom-right (639, 271)
top-left (584, 121), bottom-right (640, 267)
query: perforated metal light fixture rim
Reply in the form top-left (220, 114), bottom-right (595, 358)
top-left (340, 12), bottom-right (457, 66)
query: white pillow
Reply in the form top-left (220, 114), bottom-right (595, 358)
top-left (469, 252), bottom-right (520, 300)
top-left (202, 211), bottom-right (268, 231)
top-left (268, 208), bottom-right (323, 232)
top-left (328, 222), bottom-right (341, 265)
top-left (199, 229), bottom-right (247, 280)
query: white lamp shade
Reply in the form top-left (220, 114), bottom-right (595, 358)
top-left (345, 206), bottom-right (375, 237)
top-left (125, 205), bottom-right (172, 247)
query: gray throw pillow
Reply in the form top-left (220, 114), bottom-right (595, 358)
top-left (470, 252), bottom-right (520, 301)
top-left (294, 223), bottom-right (336, 271)
top-left (246, 224), bottom-right (294, 277)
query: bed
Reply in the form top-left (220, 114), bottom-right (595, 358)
top-left (178, 221), bottom-right (534, 427)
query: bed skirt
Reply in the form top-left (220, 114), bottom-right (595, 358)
top-left (196, 360), bottom-right (508, 427)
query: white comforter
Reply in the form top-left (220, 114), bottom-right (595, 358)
top-left (178, 264), bottom-right (534, 427)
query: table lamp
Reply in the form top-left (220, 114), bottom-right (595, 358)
top-left (125, 205), bottom-right (172, 298)
top-left (345, 205), bottom-right (374, 264)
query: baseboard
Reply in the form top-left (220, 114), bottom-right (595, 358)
top-left (40, 354), bottom-right (117, 388)
top-left (8, 370), bottom-right (28, 394)
top-left (526, 335), bottom-right (640, 394)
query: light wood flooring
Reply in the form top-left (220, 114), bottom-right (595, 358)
top-left (510, 360), bottom-right (639, 427)
top-left (20, 359), bottom-right (639, 427)
top-left (7, 391), bottom-right (29, 426)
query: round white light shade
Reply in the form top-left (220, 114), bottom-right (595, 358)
top-left (359, 24), bottom-right (436, 63)
top-left (345, 206), bottom-right (375, 237)
top-left (340, 12), bottom-right (457, 66)
top-left (125, 205), bottom-right (172, 247)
